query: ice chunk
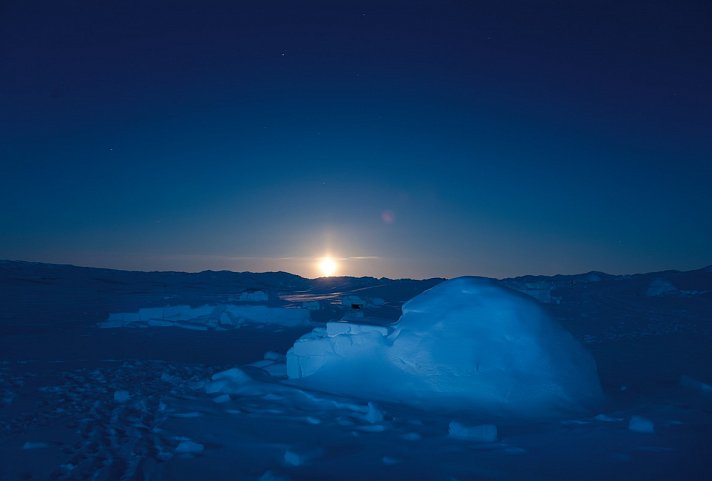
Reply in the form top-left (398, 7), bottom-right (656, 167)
top-left (283, 450), bottom-right (305, 466)
top-left (369, 297), bottom-right (386, 307)
top-left (264, 351), bottom-right (286, 362)
top-left (382, 456), bottom-right (401, 465)
top-left (175, 440), bottom-right (204, 454)
top-left (147, 319), bottom-right (174, 327)
top-left (341, 295), bottom-right (365, 308)
top-left (249, 360), bottom-right (275, 368)
top-left (99, 304), bottom-right (310, 329)
top-left (166, 305), bottom-right (213, 320)
top-left (449, 422), bottom-right (497, 442)
top-left (113, 390), bottom-right (130, 403)
top-left (364, 402), bottom-right (384, 424)
top-left (239, 290), bottom-right (269, 302)
top-left (287, 277), bottom-right (602, 418)
top-left (171, 412), bottom-right (203, 418)
top-left (355, 424), bottom-right (385, 432)
top-left (22, 441), bottom-right (49, 449)
top-left (213, 394), bottom-right (231, 403)
top-left (206, 367), bottom-right (252, 394)
top-left (260, 471), bottom-right (291, 481)
top-left (138, 307), bottom-right (166, 321)
top-left (287, 323), bottom-right (391, 379)
top-left (594, 414), bottom-right (623, 422)
top-left (326, 321), bottom-right (389, 337)
top-left (628, 416), bottom-right (655, 433)
top-left (680, 375), bottom-right (712, 395)
top-left (263, 363), bottom-right (288, 378)
top-left (302, 301), bottom-right (321, 310)
top-left (219, 305), bottom-right (310, 327)
top-left (283, 447), bottom-right (323, 466)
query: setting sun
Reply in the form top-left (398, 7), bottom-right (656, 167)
top-left (318, 256), bottom-right (338, 277)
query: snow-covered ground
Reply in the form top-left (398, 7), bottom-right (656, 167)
top-left (0, 260), bottom-right (711, 480)
top-left (99, 304), bottom-right (311, 330)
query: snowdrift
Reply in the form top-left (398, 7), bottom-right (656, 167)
top-left (287, 277), bottom-right (603, 417)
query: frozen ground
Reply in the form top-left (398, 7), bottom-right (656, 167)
top-left (0, 260), bottom-right (711, 480)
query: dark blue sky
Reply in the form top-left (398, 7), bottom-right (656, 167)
top-left (2, 0), bottom-right (711, 278)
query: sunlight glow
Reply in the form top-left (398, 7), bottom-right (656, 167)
top-left (318, 256), bottom-right (338, 277)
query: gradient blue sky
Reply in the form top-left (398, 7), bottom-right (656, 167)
top-left (2, 0), bottom-right (711, 278)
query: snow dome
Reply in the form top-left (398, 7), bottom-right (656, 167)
top-left (287, 277), bottom-right (603, 418)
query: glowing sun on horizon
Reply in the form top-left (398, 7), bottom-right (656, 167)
top-left (318, 256), bottom-right (338, 277)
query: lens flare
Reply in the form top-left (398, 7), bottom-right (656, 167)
top-left (318, 256), bottom-right (338, 277)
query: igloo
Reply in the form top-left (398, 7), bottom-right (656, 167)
top-left (287, 277), bottom-right (603, 418)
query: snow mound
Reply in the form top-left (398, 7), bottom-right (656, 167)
top-left (98, 304), bottom-right (310, 329)
top-left (287, 277), bottom-right (603, 418)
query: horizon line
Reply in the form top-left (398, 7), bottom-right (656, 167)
top-left (2, 258), bottom-right (709, 282)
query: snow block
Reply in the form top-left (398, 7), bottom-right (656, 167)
top-left (286, 277), bottom-right (603, 418)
